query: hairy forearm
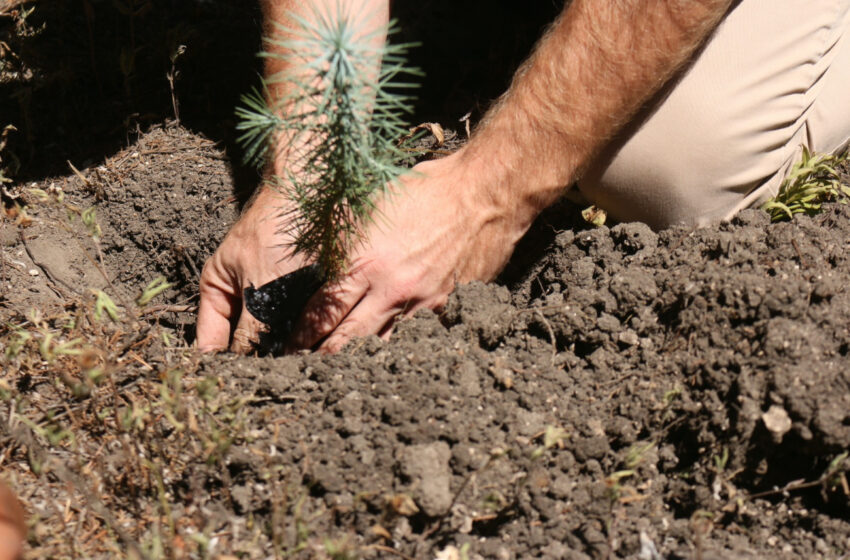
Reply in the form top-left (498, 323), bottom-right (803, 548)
top-left (465, 0), bottom-right (733, 230)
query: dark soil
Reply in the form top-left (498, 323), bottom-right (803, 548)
top-left (2, 124), bottom-right (850, 559)
top-left (3, 1), bottom-right (850, 558)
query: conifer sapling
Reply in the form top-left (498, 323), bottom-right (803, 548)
top-left (235, 2), bottom-right (419, 350)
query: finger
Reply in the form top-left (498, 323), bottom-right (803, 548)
top-left (197, 274), bottom-right (239, 352)
top-left (373, 294), bottom-right (446, 343)
top-left (319, 297), bottom-right (401, 353)
top-left (378, 321), bottom-right (395, 341)
top-left (230, 303), bottom-right (266, 354)
top-left (287, 275), bottom-right (369, 351)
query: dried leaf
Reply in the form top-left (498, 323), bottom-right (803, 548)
top-left (407, 122), bottom-right (445, 147)
top-left (582, 205), bottom-right (607, 227)
top-left (369, 524), bottom-right (392, 540)
top-left (387, 493), bottom-right (419, 516)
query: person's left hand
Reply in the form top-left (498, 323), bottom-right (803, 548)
top-left (287, 148), bottom-right (526, 352)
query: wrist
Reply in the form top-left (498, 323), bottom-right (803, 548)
top-left (238, 182), bottom-right (294, 239)
top-left (455, 117), bottom-right (572, 237)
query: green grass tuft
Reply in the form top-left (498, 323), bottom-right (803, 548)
top-left (762, 147), bottom-right (849, 222)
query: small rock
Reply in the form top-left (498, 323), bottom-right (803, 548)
top-left (762, 405), bottom-right (792, 439)
top-left (231, 484), bottom-right (253, 514)
top-left (399, 442), bottom-right (452, 516)
top-left (618, 330), bottom-right (640, 347)
top-left (573, 436), bottom-right (609, 462)
top-left (550, 474), bottom-right (572, 499)
top-left (516, 409), bottom-right (545, 437)
top-left (488, 366), bottom-right (514, 389)
top-left (335, 391), bottom-right (364, 435)
top-left (257, 360), bottom-right (299, 398)
top-left (456, 360), bottom-right (482, 397)
top-left (596, 313), bottom-right (620, 333)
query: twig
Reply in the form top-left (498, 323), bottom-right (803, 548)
top-left (67, 161), bottom-right (91, 187)
top-left (790, 238), bottom-right (811, 269)
top-left (364, 544), bottom-right (415, 560)
top-left (139, 304), bottom-right (197, 317)
top-left (747, 477), bottom-right (829, 500)
top-left (534, 309), bottom-right (557, 365)
top-left (167, 45), bottom-right (186, 125)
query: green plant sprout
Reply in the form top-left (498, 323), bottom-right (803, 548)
top-left (136, 276), bottom-right (171, 307)
top-left (763, 147), bottom-right (849, 222)
top-left (236, 2), bottom-right (420, 279)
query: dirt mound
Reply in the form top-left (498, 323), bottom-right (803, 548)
top-left (2, 127), bottom-right (850, 559)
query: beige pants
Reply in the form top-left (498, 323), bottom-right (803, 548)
top-left (578, 0), bottom-right (850, 229)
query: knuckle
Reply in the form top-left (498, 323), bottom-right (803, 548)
top-left (199, 254), bottom-right (222, 286)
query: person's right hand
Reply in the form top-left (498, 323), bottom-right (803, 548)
top-left (197, 188), bottom-right (307, 353)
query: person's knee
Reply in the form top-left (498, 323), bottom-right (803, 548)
top-left (579, 100), bottom-right (784, 229)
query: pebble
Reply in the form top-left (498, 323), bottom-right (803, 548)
top-left (400, 442), bottom-right (452, 516)
top-left (618, 330), bottom-right (640, 346)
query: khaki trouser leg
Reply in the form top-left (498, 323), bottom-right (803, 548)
top-left (577, 0), bottom-right (850, 229)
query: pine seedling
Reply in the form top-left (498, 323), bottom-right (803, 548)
top-left (235, 2), bottom-right (420, 280)
top-left (763, 147), bottom-right (849, 222)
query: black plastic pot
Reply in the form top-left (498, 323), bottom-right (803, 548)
top-left (243, 263), bottom-right (325, 354)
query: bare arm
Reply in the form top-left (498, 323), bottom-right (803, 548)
top-left (460, 0), bottom-right (734, 237)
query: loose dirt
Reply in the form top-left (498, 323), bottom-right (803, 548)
top-left (2, 125), bottom-right (850, 559)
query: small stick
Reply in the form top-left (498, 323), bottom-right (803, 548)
top-left (364, 545), bottom-right (416, 560)
top-left (139, 304), bottom-right (196, 317)
top-left (534, 309), bottom-right (557, 365)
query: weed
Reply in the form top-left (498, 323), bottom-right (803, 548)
top-left (624, 441), bottom-right (655, 470)
top-left (712, 447), bottom-right (729, 474)
top-left (323, 536), bottom-right (357, 560)
top-left (763, 147), bottom-right (849, 222)
top-left (604, 469), bottom-right (636, 503)
top-left (662, 385), bottom-right (682, 406)
top-left (94, 290), bottom-right (120, 322)
top-left (0, 185), bottom-right (258, 558)
top-left (530, 424), bottom-right (567, 459)
top-left (136, 276), bottom-right (171, 307)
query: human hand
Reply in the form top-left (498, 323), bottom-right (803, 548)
top-left (197, 188), bottom-right (307, 353)
top-left (287, 149), bottom-right (527, 352)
